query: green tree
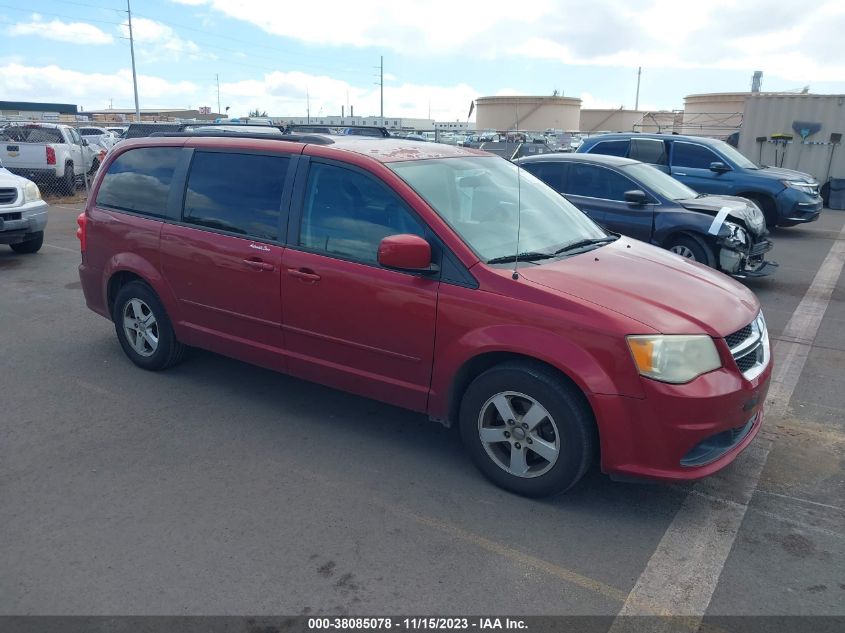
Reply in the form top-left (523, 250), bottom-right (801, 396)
top-left (249, 108), bottom-right (268, 117)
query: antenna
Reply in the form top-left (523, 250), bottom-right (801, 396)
top-left (512, 98), bottom-right (522, 280)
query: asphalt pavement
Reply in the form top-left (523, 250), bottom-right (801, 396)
top-left (1, 202), bottom-right (843, 618)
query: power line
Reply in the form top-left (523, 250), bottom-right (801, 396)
top-left (0, 3), bottom-right (124, 26)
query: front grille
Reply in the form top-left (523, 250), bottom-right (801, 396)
top-left (0, 212), bottom-right (22, 221)
top-left (726, 324), bottom-right (752, 349)
top-left (0, 188), bottom-right (18, 205)
top-left (727, 313), bottom-right (769, 380)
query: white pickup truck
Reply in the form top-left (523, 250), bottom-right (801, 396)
top-left (0, 123), bottom-right (95, 195)
top-left (0, 161), bottom-right (48, 253)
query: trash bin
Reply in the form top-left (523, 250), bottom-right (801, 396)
top-left (829, 178), bottom-right (845, 210)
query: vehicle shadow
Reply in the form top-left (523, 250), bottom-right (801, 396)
top-left (165, 347), bottom-right (684, 516)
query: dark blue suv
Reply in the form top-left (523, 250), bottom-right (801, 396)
top-left (577, 133), bottom-right (823, 227)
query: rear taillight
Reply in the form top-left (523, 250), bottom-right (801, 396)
top-left (46, 146), bottom-right (56, 165)
top-left (76, 212), bottom-right (87, 252)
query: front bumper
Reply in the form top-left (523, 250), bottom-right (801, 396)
top-left (0, 200), bottom-right (49, 244)
top-left (592, 358), bottom-right (771, 481)
top-left (7, 167), bottom-right (60, 182)
top-left (719, 237), bottom-right (777, 278)
top-left (778, 191), bottom-right (822, 223)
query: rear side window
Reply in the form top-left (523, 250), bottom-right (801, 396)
top-left (630, 138), bottom-right (667, 165)
top-left (672, 142), bottom-right (720, 169)
top-left (96, 147), bottom-right (181, 217)
top-left (299, 162), bottom-right (424, 263)
top-left (523, 162), bottom-right (567, 192)
top-left (183, 152), bottom-right (289, 240)
top-left (564, 163), bottom-right (605, 198)
top-left (1, 127), bottom-right (63, 143)
top-left (565, 163), bottom-right (637, 201)
top-left (587, 140), bottom-right (629, 157)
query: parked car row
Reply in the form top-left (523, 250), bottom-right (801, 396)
top-left (75, 131), bottom-right (772, 498)
top-left (577, 133), bottom-right (823, 228)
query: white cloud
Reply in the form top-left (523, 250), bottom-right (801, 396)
top-left (118, 17), bottom-right (209, 62)
top-left (172, 0), bottom-right (845, 83)
top-left (0, 63), bottom-right (201, 110)
top-left (8, 13), bottom-right (113, 45)
top-left (221, 71), bottom-right (478, 120)
top-left (0, 62), bottom-right (477, 121)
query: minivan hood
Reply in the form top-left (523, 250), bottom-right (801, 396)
top-left (517, 240), bottom-right (759, 337)
top-left (755, 165), bottom-right (817, 183)
top-left (676, 195), bottom-right (767, 236)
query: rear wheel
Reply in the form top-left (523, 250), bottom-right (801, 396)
top-left (10, 231), bottom-right (44, 254)
top-left (459, 361), bottom-right (596, 497)
top-left (667, 234), bottom-right (715, 268)
top-left (59, 163), bottom-right (75, 196)
top-left (112, 281), bottom-right (186, 371)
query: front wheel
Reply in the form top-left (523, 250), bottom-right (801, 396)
top-left (112, 281), bottom-right (186, 371)
top-left (10, 231), bottom-right (44, 254)
top-left (667, 234), bottom-right (715, 268)
top-left (459, 361), bottom-right (596, 497)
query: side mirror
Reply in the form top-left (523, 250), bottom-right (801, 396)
top-left (624, 189), bottom-right (649, 205)
top-left (81, 138), bottom-right (89, 146)
top-left (709, 161), bottom-right (729, 172)
top-left (377, 234), bottom-right (436, 273)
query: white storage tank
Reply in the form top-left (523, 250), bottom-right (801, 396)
top-left (580, 109), bottom-right (644, 133)
top-left (682, 92), bottom-right (748, 138)
top-left (475, 96), bottom-right (581, 131)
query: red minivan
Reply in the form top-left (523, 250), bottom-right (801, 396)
top-left (77, 133), bottom-right (772, 497)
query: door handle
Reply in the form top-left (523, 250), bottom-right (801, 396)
top-left (287, 267), bottom-right (321, 282)
top-left (674, 172), bottom-right (687, 176)
top-left (242, 258), bottom-right (275, 271)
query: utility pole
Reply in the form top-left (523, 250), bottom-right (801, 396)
top-left (380, 56), bottom-right (384, 119)
top-left (306, 89), bottom-right (310, 124)
top-left (127, 0), bottom-right (141, 122)
top-left (635, 66), bottom-right (642, 110)
top-left (216, 74), bottom-right (221, 116)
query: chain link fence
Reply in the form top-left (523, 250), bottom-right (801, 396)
top-left (1, 113), bottom-right (747, 203)
top-left (0, 118), bottom-right (124, 202)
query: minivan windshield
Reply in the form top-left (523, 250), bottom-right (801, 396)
top-left (389, 156), bottom-right (608, 263)
top-left (621, 162), bottom-right (698, 201)
top-left (712, 140), bottom-right (759, 169)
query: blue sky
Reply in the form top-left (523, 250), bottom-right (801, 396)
top-left (2, 0), bottom-right (844, 121)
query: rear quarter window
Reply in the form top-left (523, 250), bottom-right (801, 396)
top-left (95, 147), bottom-right (181, 217)
top-left (587, 139), bottom-right (629, 157)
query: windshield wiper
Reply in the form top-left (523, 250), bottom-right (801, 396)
top-left (486, 251), bottom-right (555, 265)
top-left (553, 236), bottom-right (618, 255)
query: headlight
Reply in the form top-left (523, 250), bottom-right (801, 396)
top-left (782, 180), bottom-right (817, 195)
top-left (626, 335), bottom-right (721, 384)
top-left (720, 221), bottom-right (748, 247)
top-left (23, 181), bottom-right (42, 202)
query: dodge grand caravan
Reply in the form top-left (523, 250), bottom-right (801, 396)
top-left (77, 133), bottom-right (772, 497)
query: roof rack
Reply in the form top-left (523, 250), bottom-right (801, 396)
top-left (286, 124), bottom-right (391, 138)
top-left (148, 130), bottom-right (335, 144)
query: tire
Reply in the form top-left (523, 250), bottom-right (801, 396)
top-left (112, 281), bottom-right (186, 371)
top-left (744, 194), bottom-right (778, 228)
top-left (59, 163), bottom-right (75, 196)
top-left (459, 360), bottom-right (596, 497)
top-left (10, 231), bottom-right (44, 254)
top-left (667, 234), bottom-right (715, 268)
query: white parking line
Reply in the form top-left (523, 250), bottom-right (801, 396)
top-left (608, 222), bottom-right (845, 629)
top-left (44, 243), bottom-right (76, 253)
